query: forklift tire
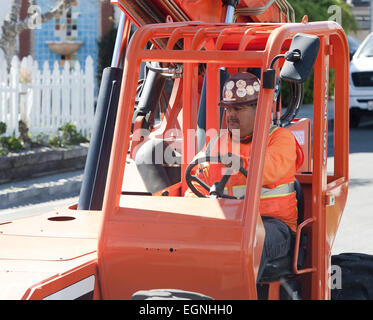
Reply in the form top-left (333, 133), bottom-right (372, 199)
top-left (331, 253), bottom-right (373, 300)
top-left (131, 289), bottom-right (214, 300)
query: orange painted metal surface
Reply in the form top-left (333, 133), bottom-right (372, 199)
top-left (0, 2), bottom-right (349, 299)
top-left (287, 118), bottom-right (311, 173)
top-left (174, 0), bottom-right (225, 22)
top-left (95, 20), bottom-right (349, 300)
top-left (103, 196), bottom-right (255, 299)
top-left (0, 208), bottom-right (102, 299)
top-left (23, 259), bottom-right (99, 300)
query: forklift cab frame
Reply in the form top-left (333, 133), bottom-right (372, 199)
top-left (97, 19), bottom-right (349, 300)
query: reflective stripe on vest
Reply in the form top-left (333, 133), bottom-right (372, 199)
top-left (229, 182), bottom-right (295, 199)
top-left (231, 185), bottom-right (246, 198)
top-left (260, 182), bottom-right (295, 198)
top-left (269, 125), bottom-right (278, 136)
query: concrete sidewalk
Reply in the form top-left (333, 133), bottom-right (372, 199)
top-left (0, 170), bottom-right (83, 210)
top-left (0, 101), bottom-right (336, 210)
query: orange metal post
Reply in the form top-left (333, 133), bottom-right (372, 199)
top-left (205, 63), bottom-right (221, 140)
top-left (181, 37), bottom-right (199, 192)
top-left (98, 29), bottom-right (143, 299)
top-left (116, 15), bottom-right (132, 67)
top-left (311, 35), bottom-right (330, 300)
top-left (332, 35), bottom-right (350, 181)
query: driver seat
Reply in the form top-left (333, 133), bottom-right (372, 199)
top-left (257, 178), bottom-right (308, 298)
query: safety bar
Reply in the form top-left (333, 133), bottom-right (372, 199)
top-left (293, 217), bottom-right (316, 275)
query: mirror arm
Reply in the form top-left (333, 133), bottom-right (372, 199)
top-left (263, 54), bottom-right (285, 89)
top-left (270, 54), bottom-right (286, 69)
top-left (263, 50), bottom-right (302, 89)
top-left (270, 50), bottom-right (301, 69)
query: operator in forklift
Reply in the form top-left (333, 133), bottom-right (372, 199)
top-left (185, 71), bottom-right (304, 281)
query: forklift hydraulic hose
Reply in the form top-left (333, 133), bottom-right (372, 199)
top-left (280, 82), bottom-right (304, 127)
top-left (136, 64), bottom-right (166, 115)
top-left (145, 61), bottom-right (183, 78)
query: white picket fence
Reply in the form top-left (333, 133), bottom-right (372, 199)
top-left (0, 55), bottom-right (95, 138)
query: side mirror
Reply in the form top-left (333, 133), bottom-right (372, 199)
top-left (280, 33), bottom-right (320, 83)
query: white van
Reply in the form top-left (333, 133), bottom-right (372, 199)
top-left (349, 32), bottom-right (373, 127)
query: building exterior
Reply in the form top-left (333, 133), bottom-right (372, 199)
top-left (31, 0), bottom-right (114, 70)
top-left (1, 0), bottom-right (117, 93)
top-left (347, 0), bottom-right (373, 41)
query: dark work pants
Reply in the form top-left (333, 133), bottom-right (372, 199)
top-left (257, 216), bottom-right (294, 282)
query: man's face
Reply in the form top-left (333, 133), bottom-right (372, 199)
top-left (225, 103), bottom-right (257, 139)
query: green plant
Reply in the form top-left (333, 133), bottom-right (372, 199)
top-left (291, 0), bottom-right (357, 34)
top-left (97, 24), bottom-right (136, 89)
top-left (48, 123), bottom-right (88, 148)
top-left (0, 122), bottom-right (88, 154)
top-left (59, 123), bottom-right (88, 144)
top-left (0, 122), bottom-right (26, 155)
top-left (0, 135), bottom-right (25, 154)
top-left (287, 0), bottom-right (356, 104)
top-left (0, 122), bottom-right (6, 135)
top-left (7, 136), bottom-right (24, 151)
top-left (48, 134), bottom-right (65, 148)
top-left (33, 132), bottom-right (51, 146)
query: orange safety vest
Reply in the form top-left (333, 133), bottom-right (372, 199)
top-left (185, 125), bottom-right (303, 232)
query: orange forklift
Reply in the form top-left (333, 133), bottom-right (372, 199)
top-left (0, 0), bottom-right (368, 300)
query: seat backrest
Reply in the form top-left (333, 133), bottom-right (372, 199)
top-left (294, 178), bottom-right (304, 225)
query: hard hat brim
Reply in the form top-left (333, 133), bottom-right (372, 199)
top-left (218, 99), bottom-right (258, 108)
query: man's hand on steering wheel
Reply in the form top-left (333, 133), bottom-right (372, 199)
top-left (185, 152), bottom-right (247, 199)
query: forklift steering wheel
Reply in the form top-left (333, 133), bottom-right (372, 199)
top-left (185, 153), bottom-right (247, 199)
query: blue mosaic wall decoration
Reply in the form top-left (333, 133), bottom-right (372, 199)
top-left (34, 0), bottom-right (99, 93)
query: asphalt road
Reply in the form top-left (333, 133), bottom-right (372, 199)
top-left (1, 122), bottom-right (373, 256)
top-left (332, 121), bottom-right (373, 255)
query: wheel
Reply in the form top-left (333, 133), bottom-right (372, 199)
top-left (331, 253), bottom-right (373, 300)
top-left (184, 152), bottom-right (247, 198)
top-left (131, 289), bottom-right (213, 300)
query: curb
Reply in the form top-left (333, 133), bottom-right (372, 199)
top-left (0, 143), bottom-right (89, 185)
top-left (0, 170), bottom-right (83, 210)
